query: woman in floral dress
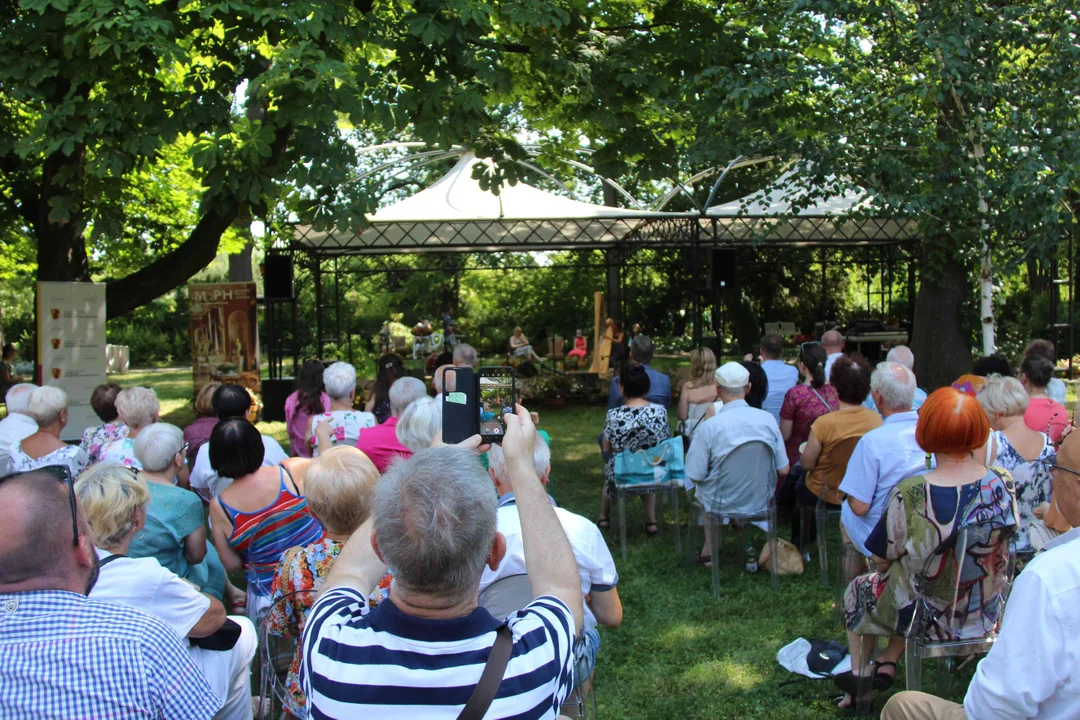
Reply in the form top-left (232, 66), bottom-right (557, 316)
top-left (266, 446), bottom-right (383, 717)
top-left (306, 362), bottom-right (376, 455)
top-left (98, 387), bottom-right (161, 473)
top-left (79, 383), bottom-right (128, 465)
top-left (834, 388), bottom-right (1017, 709)
top-left (979, 374), bottom-right (1057, 551)
top-left (8, 386), bottom-right (89, 477)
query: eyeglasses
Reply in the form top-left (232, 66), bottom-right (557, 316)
top-left (0, 464), bottom-right (79, 547)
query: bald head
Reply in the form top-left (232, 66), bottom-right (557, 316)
top-left (0, 472), bottom-right (94, 593)
top-left (886, 345), bottom-right (916, 372)
top-left (821, 330), bottom-right (844, 353)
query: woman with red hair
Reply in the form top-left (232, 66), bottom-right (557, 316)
top-left (832, 387), bottom-right (1018, 709)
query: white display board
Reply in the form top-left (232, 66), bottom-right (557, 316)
top-left (37, 282), bottom-right (107, 442)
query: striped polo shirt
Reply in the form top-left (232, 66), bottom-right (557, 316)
top-left (301, 587), bottom-right (576, 719)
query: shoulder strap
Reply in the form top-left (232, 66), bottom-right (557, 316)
top-left (99, 553), bottom-right (126, 568)
top-left (687, 395), bottom-right (719, 437)
top-left (458, 624), bottom-right (513, 720)
top-left (809, 387), bottom-right (832, 412)
top-left (280, 464), bottom-right (300, 495)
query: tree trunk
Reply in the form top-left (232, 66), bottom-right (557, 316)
top-left (228, 240), bottom-right (254, 282)
top-left (910, 255), bottom-right (972, 389)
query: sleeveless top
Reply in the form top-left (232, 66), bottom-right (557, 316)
top-left (990, 431), bottom-right (1055, 551)
top-left (683, 400), bottom-right (723, 440)
top-left (219, 467), bottom-right (325, 596)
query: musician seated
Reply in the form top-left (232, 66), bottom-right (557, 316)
top-left (509, 327), bottom-right (543, 363)
top-left (568, 329), bottom-right (588, 359)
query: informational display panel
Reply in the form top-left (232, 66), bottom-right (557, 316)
top-left (188, 283), bottom-right (259, 394)
top-left (36, 282), bottom-right (108, 442)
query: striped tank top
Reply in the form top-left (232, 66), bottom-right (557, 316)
top-left (220, 467), bottom-right (324, 596)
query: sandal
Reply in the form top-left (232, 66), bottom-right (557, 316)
top-left (644, 522), bottom-right (659, 536)
top-left (871, 661), bottom-right (897, 691)
top-left (597, 517), bottom-right (610, 529)
top-left (695, 552), bottom-right (712, 565)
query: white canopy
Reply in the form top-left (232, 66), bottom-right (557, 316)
top-left (294, 153), bottom-right (685, 254)
top-left (703, 169), bottom-right (915, 244)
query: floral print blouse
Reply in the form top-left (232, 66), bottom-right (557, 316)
top-left (309, 410), bottom-right (377, 454)
top-left (991, 430), bottom-right (1055, 551)
top-left (267, 538), bottom-right (391, 715)
top-left (80, 422), bottom-right (129, 465)
top-left (98, 437), bottom-right (142, 470)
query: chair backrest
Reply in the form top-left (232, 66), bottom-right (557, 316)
top-left (711, 440), bottom-right (776, 516)
top-left (547, 336), bottom-right (565, 360)
top-left (478, 574), bottom-right (535, 620)
top-left (911, 520), bottom-right (1016, 643)
top-left (262, 589), bottom-right (317, 718)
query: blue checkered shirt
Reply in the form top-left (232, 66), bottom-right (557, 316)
top-left (0, 589), bottom-right (220, 719)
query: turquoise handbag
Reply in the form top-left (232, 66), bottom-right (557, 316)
top-left (614, 437), bottom-right (685, 486)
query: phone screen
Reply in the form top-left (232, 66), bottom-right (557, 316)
top-left (478, 370), bottom-right (515, 441)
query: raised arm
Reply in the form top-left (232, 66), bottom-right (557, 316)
top-left (503, 405), bottom-right (584, 632)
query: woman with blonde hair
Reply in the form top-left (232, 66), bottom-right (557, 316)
top-left (677, 347), bottom-right (721, 446)
top-left (183, 381), bottom-right (220, 465)
top-left (8, 385), bottom-right (89, 476)
top-left (99, 387), bottom-right (162, 473)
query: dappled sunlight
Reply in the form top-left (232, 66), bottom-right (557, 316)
top-left (681, 657), bottom-right (766, 692)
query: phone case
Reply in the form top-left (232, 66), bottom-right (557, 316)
top-left (440, 367), bottom-right (477, 445)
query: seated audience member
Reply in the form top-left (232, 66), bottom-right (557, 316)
top-left (483, 440), bottom-right (621, 688)
top-left (79, 383), bottom-right (128, 464)
top-left (834, 388), bottom-right (1017, 709)
top-left (821, 329), bottom-right (845, 379)
top-left (678, 347), bottom-right (721, 446)
top-left (791, 356), bottom-right (881, 549)
top-left (208, 419), bottom-right (324, 621)
top-left (184, 381), bottom-right (221, 465)
top-left (268, 446), bottom-right (382, 716)
top-left (881, 428), bottom-right (1080, 720)
top-left (307, 361), bottom-right (376, 455)
top-left (686, 362), bottom-right (788, 566)
top-left (840, 362), bottom-right (929, 559)
top-left (951, 373), bottom-right (987, 396)
top-left (9, 386), bottom-right (89, 476)
top-left (130, 422), bottom-right (230, 602)
top-left (191, 384), bottom-right (288, 500)
top-left (973, 353), bottom-right (1014, 378)
top-left (355, 376), bottom-right (426, 472)
top-left (779, 341), bottom-right (838, 476)
top-left (1020, 354), bottom-right (1069, 444)
top-left (0, 382), bottom-right (37, 475)
top-left (599, 364), bottom-right (670, 533)
top-left (863, 346), bottom-right (927, 413)
top-left (98, 386), bottom-right (161, 472)
top-left (1025, 338), bottom-right (1067, 405)
top-left (300, 409), bottom-right (582, 717)
top-left (395, 396), bottom-right (442, 452)
top-left (364, 354), bottom-right (405, 424)
top-left (76, 464), bottom-right (256, 720)
top-left (606, 335), bottom-right (672, 410)
top-left (285, 360), bottom-right (330, 457)
top-left (0, 470), bottom-right (219, 718)
top-left (453, 342), bottom-right (480, 368)
top-left (980, 374), bottom-right (1057, 552)
top-left (758, 333), bottom-right (799, 423)
top-left (740, 360), bottom-right (768, 410)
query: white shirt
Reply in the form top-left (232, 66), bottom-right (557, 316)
top-left (480, 498), bottom-right (618, 633)
top-left (0, 412), bottom-right (36, 475)
top-left (760, 360), bottom-right (799, 423)
top-left (838, 411), bottom-right (933, 556)
top-left (823, 352), bottom-right (844, 382)
top-left (964, 529), bottom-right (1080, 719)
top-left (90, 548), bottom-right (210, 641)
top-left (190, 434), bottom-right (287, 500)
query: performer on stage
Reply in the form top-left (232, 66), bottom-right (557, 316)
top-left (567, 329), bottom-right (588, 360)
top-left (608, 320), bottom-right (626, 370)
top-left (509, 327), bottom-right (543, 363)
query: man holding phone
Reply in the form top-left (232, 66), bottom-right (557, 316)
top-left (302, 405), bottom-right (582, 719)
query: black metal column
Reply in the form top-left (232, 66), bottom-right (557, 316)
top-left (605, 247), bottom-right (622, 326)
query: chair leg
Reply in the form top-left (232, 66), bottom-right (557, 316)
top-left (905, 639), bottom-right (921, 691)
top-left (710, 515), bottom-right (722, 598)
top-left (687, 503), bottom-right (698, 564)
top-left (766, 514), bottom-right (780, 589)
top-left (617, 490), bottom-right (628, 562)
top-left (672, 489), bottom-right (682, 557)
top-left (799, 505), bottom-right (813, 556)
top-left (935, 655), bottom-right (953, 697)
top-left (816, 504), bottom-right (829, 587)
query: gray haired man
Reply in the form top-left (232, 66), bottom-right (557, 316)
top-left (302, 406), bottom-right (582, 718)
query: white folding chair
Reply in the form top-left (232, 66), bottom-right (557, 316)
top-left (259, 589), bottom-right (316, 719)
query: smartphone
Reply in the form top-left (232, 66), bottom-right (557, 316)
top-left (440, 366), bottom-right (476, 445)
top-left (477, 366), bottom-right (516, 444)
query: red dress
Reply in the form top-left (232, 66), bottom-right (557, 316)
top-left (568, 336), bottom-right (588, 359)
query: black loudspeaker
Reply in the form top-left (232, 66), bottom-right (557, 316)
top-left (711, 249), bottom-right (737, 289)
top-left (260, 378), bottom-right (294, 422)
top-left (264, 255), bottom-right (293, 299)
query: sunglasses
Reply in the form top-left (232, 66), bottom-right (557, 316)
top-left (800, 341), bottom-right (822, 353)
top-left (0, 464), bottom-right (79, 547)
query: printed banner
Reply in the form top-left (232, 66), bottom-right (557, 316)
top-left (188, 283), bottom-right (259, 394)
top-left (36, 282), bottom-right (108, 442)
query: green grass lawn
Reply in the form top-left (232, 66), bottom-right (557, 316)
top-left (115, 367), bottom-right (979, 719)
